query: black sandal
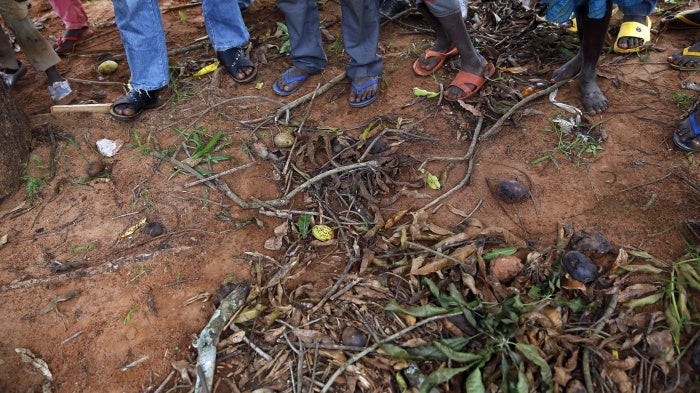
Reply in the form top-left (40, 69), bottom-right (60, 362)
top-left (217, 47), bottom-right (257, 84)
top-left (110, 88), bottom-right (160, 121)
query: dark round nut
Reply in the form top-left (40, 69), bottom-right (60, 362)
top-left (364, 139), bottom-right (388, 154)
top-left (341, 326), bottom-right (367, 347)
top-left (86, 160), bottom-right (106, 177)
top-left (571, 231), bottom-right (611, 255)
top-left (143, 222), bottom-right (164, 237)
top-left (562, 250), bottom-right (599, 284)
top-left (497, 180), bottom-right (530, 203)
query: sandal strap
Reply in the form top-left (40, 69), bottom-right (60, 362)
top-left (115, 89), bottom-right (159, 111)
top-left (218, 47), bottom-right (254, 71)
top-left (689, 111), bottom-right (700, 138)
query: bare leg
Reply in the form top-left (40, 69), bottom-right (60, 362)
top-left (415, 3), bottom-right (452, 71)
top-left (553, 2), bottom-right (612, 114)
top-left (438, 12), bottom-right (490, 100)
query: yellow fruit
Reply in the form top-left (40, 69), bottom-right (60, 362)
top-left (97, 60), bottom-right (118, 75)
top-left (311, 224), bottom-right (333, 241)
top-left (273, 132), bottom-right (295, 148)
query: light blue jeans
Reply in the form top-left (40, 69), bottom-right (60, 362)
top-left (112, 0), bottom-right (251, 91)
top-left (620, 0), bottom-right (655, 17)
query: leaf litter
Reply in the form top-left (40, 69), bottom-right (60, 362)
top-left (146, 0), bottom-right (700, 389)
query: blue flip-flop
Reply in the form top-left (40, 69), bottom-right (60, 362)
top-left (674, 110), bottom-right (700, 152)
top-left (349, 77), bottom-right (380, 108)
top-left (273, 68), bottom-right (309, 96)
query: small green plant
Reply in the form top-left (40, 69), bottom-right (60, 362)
top-left (174, 270), bottom-right (183, 289)
top-left (123, 305), bottom-right (140, 325)
top-left (21, 156), bottom-right (47, 200)
top-left (177, 10), bottom-right (186, 22)
top-left (385, 278), bottom-right (552, 393)
top-left (129, 130), bottom-right (154, 155)
top-left (133, 187), bottom-right (156, 210)
top-left (68, 240), bottom-right (96, 256)
top-left (531, 117), bottom-right (604, 169)
top-left (169, 69), bottom-right (196, 105)
top-left (297, 214), bottom-right (311, 239)
top-left (129, 265), bottom-right (151, 283)
top-left (671, 91), bottom-right (694, 109)
top-left (174, 126), bottom-right (233, 173)
top-left (328, 35), bottom-right (344, 57)
top-left (267, 22), bottom-right (290, 55)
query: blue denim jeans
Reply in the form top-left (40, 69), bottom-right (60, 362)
top-left (277, 0), bottom-right (382, 79)
top-left (619, 0), bottom-right (655, 17)
top-left (112, 0), bottom-right (251, 91)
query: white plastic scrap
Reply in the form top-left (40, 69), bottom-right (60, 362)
top-left (96, 138), bottom-right (123, 157)
top-left (549, 88), bottom-right (582, 134)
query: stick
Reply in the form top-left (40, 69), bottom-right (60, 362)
top-left (479, 79), bottom-right (569, 141)
top-left (280, 161), bottom-right (377, 204)
top-left (320, 311), bottom-right (461, 393)
top-left (0, 246), bottom-right (192, 292)
top-left (50, 103), bottom-right (113, 113)
top-left (184, 161), bottom-right (256, 188)
top-left (194, 284), bottom-right (251, 393)
top-left (275, 72), bottom-right (347, 122)
top-left (420, 119), bottom-right (483, 211)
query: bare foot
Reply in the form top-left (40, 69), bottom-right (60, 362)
top-left (580, 78), bottom-right (608, 114)
top-left (349, 76), bottom-right (380, 107)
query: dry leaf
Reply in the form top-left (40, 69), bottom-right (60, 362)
top-left (264, 222), bottom-right (288, 250)
top-left (618, 283), bottom-right (659, 304)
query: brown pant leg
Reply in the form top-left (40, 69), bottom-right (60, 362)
top-left (0, 0), bottom-right (60, 72)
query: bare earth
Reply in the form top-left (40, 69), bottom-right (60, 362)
top-left (0, 0), bottom-right (698, 392)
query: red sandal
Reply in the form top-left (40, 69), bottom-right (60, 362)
top-left (54, 27), bottom-right (94, 55)
top-left (443, 62), bottom-right (495, 102)
top-left (412, 45), bottom-right (458, 76)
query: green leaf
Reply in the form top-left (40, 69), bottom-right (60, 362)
top-left (297, 214), bottom-right (311, 239)
top-left (464, 368), bottom-right (485, 393)
top-left (433, 341), bottom-right (482, 363)
top-left (419, 366), bottom-right (469, 393)
top-left (426, 172), bottom-right (441, 190)
top-left (482, 247), bottom-right (518, 260)
top-left (395, 371), bottom-right (408, 393)
top-left (515, 343), bottom-right (552, 393)
top-left (412, 87), bottom-right (439, 98)
top-left (379, 343), bottom-right (423, 360)
top-left (385, 299), bottom-right (451, 317)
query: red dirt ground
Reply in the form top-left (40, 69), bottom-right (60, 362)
top-left (0, 0), bottom-right (698, 391)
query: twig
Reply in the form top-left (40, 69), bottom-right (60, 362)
top-left (320, 311), bottom-right (461, 393)
top-left (154, 371), bottom-right (176, 393)
top-left (404, 240), bottom-right (463, 265)
top-left (309, 258), bottom-right (358, 314)
top-left (479, 79), bottom-right (569, 141)
top-left (0, 246), bottom-right (192, 292)
top-left (280, 161), bottom-right (377, 204)
top-left (184, 162), bottom-right (256, 188)
top-left (151, 152), bottom-right (216, 190)
top-left (275, 72), bottom-right (347, 122)
top-left (584, 292), bottom-right (620, 393)
top-left (618, 172), bottom-right (673, 193)
top-left (420, 115), bottom-right (483, 170)
top-left (419, 121), bottom-right (482, 211)
top-left (61, 331), bottom-right (83, 345)
top-left (229, 324), bottom-right (272, 361)
top-left (121, 355), bottom-right (149, 371)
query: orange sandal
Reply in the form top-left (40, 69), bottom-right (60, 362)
top-left (443, 62), bottom-right (495, 102)
top-left (412, 45), bottom-right (459, 76)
